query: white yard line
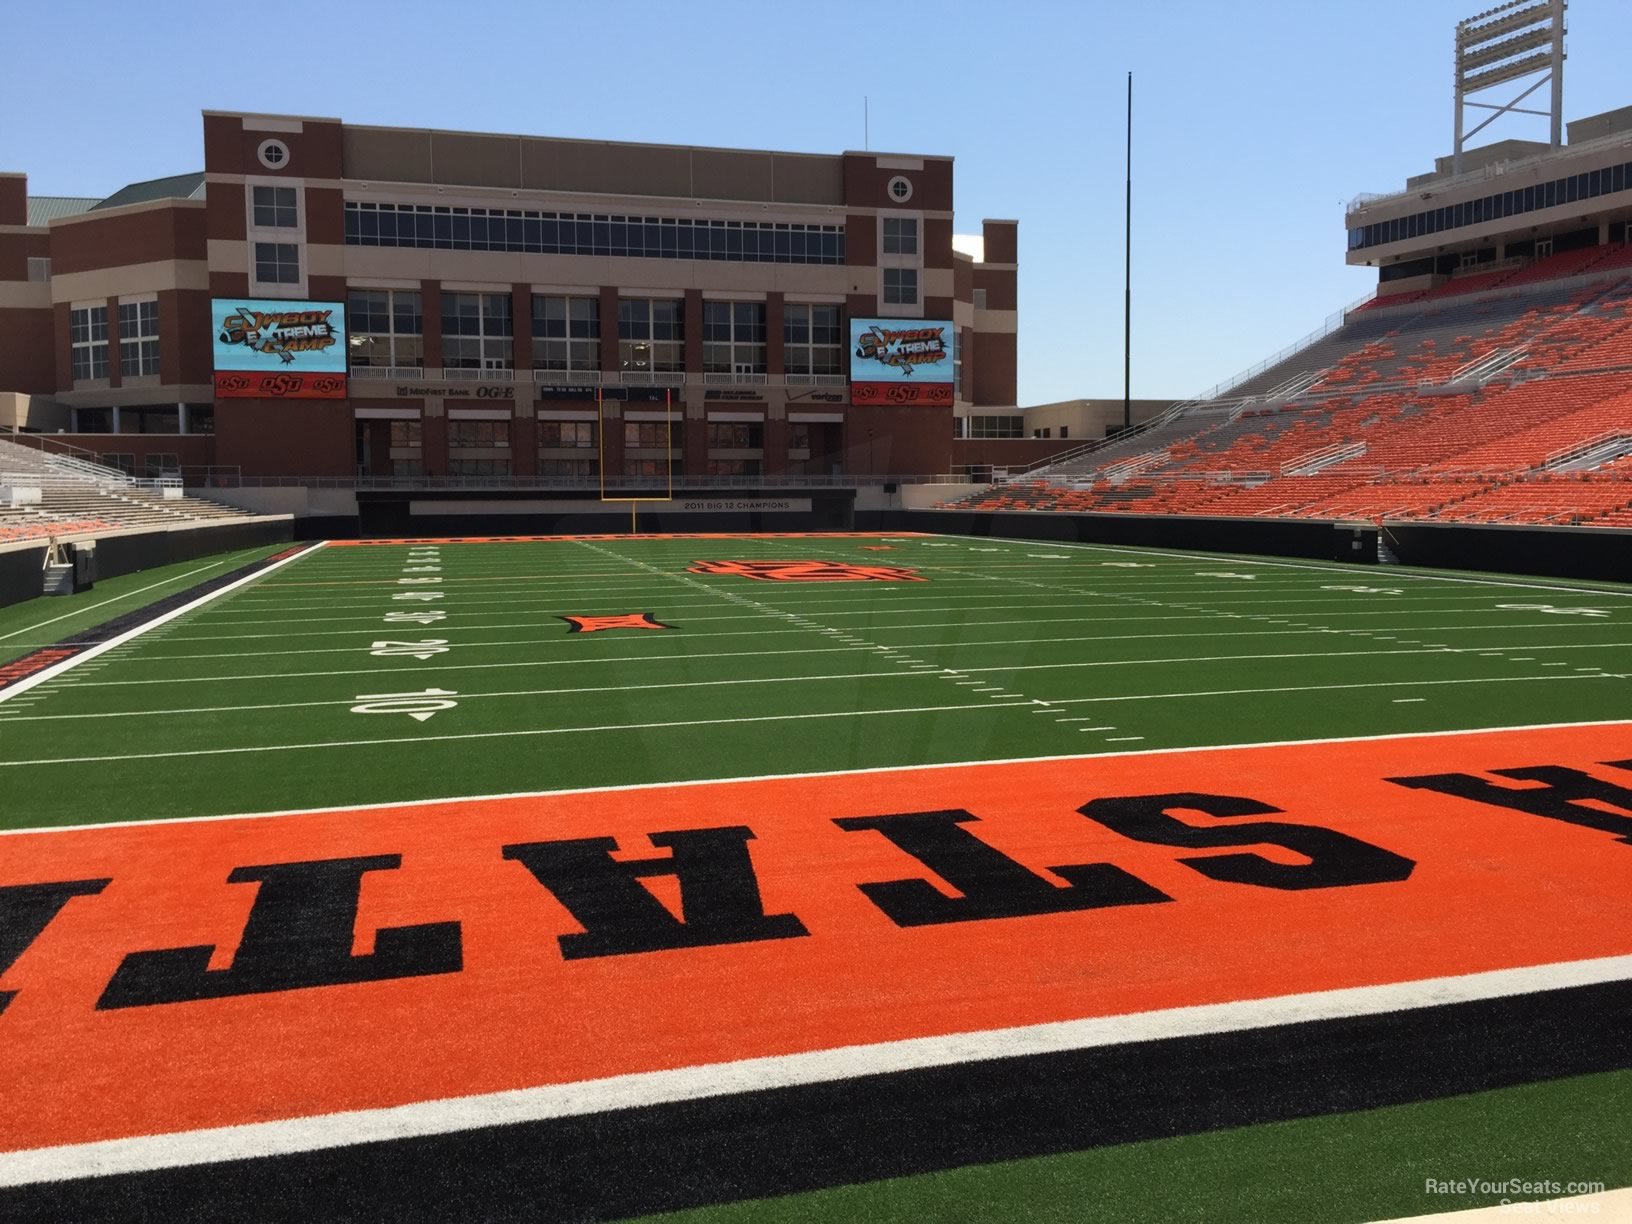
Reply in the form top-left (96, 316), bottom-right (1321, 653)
top-left (151, 603), bottom-right (1629, 646)
top-left (178, 588), bottom-right (1605, 629)
top-left (3, 716), bottom-right (1625, 834)
top-left (0, 667), bottom-right (943, 722)
top-left (0, 698), bottom-right (1036, 768)
top-left (217, 574), bottom-right (1500, 612)
top-left (958, 536), bottom-right (1632, 599)
top-left (60, 637), bottom-right (1632, 690)
top-left (0, 673), bottom-right (1618, 770)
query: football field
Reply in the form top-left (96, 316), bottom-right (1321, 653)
top-left (1, 532), bottom-right (1630, 1222)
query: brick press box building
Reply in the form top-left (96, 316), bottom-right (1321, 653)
top-left (0, 111), bottom-right (1022, 493)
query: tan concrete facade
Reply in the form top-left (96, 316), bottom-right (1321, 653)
top-left (1021, 397), bottom-right (1173, 441)
top-left (0, 113), bottom-right (1020, 482)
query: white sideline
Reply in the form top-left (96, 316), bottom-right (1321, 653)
top-left (0, 953), bottom-right (1628, 1187)
top-left (0, 703), bottom-right (1625, 791)
top-left (0, 544), bottom-right (323, 706)
top-left (1372, 1187), bottom-right (1632, 1221)
top-left (965, 537), bottom-right (1632, 599)
top-left (55, 636), bottom-right (1632, 690)
top-left (89, 619), bottom-right (1603, 665)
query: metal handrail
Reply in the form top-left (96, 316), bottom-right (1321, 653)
top-left (995, 398), bottom-right (1203, 481)
top-left (1544, 428), bottom-right (1632, 468)
top-left (1354, 264), bottom-right (1632, 322)
top-left (442, 367), bottom-right (516, 382)
top-left (533, 369), bottom-right (603, 385)
top-left (1191, 289), bottom-right (1378, 403)
top-left (1346, 130), bottom-right (1632, 214)
top-left (349, 365), bottom-right (428, 381)
top-left (1, 429), bottom-right (111, 468)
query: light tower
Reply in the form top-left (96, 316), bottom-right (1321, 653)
top-left (1453, 0), bottom-right (1567, 175)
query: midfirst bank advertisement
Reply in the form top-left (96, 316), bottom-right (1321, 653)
top-left (849, 319), bottom-right (955, 406)
top-left (211, 299), bottom-right (348, 399)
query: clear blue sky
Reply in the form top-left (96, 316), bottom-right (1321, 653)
top-left (5, 0), bottom-right (1630, 405)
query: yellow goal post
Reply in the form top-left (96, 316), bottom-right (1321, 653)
top-left (598, 386), bottom-right (675, 534)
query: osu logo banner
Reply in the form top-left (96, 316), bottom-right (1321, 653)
top-left (850, 318), bottom-right (954, 407)
top-left (851, 382), bottom-right (953, 406)
top-left (687, 559), bottom-right (926, 582)
top-left (212, 299), bottom-right (347, 399)
top-left (213, 372), bottom-right (347, 399)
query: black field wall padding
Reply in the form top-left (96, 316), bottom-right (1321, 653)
top-left (0, 520), bottom-right (294, 612)
top-left (1383, 520), bottom-right (1632, 583)
top-left (856, 509), bottom-right (1380, 564)
top-left (353, 490), bottom-right (858, 539)
top-left (0, 545), bottom-right (50, 608)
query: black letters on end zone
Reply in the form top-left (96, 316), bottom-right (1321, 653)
top-left (1077, 792), bottom-right (1416, 890)
top-left (1388, 760), bottom-right (1632, 845)
top-left (502, 826), bottom-right (809, 959)
top-left (0, 879), bottom-right (110, 1015)
top-left (96, 856), bottom-right (463, 1010)
top-left (835, 809), bottom-right (1172, 927)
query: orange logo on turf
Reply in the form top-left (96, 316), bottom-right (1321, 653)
top-left (560, 613), bottom-right (673, 633)
top-left (687, 560), bottom-right (925, 583)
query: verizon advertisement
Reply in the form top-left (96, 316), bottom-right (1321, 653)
top-left (212, 299), bottom-right (347, 399)
top-left (850, 318), bottom-right (954, 406)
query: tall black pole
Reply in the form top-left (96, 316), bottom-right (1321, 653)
top-left (1123, 71), bottom-right (1133, 433)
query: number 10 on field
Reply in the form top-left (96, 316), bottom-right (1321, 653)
top-left (350, 688), bottom-right (460, 721)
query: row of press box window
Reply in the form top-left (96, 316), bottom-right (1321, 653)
top-left (253, 189), bottom-right (907, 268)
top-left (389, 420), bottom-right (809, 450)
top-left (351, 292), bottom-right (909, 375)
top-left (381, 459), bottom-right (783, 479)
top-left (63, 295), bottom-right (894, 382)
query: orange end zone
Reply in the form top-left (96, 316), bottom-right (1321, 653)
top-left (326, 533), bottom-right (931, 546)
top-left (2, 722), bottom-right (1630, 1153)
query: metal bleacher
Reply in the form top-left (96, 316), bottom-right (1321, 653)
top-left (952, 252), bottom-right (1632, 528)
top-left (0, 437), bottom-right (254, 542)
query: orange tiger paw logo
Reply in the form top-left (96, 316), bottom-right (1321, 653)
top-left (687, 560), bottom-right (925, 582)
top-left (560, 612), bottom-right (674, 633)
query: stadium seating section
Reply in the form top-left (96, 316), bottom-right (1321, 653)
top-left (948, 251), bottom-right (1632, 528)
top-left (0, 437), bottom-right (254, 542)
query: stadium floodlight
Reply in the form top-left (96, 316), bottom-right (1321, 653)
top-left (1453, 0), bottom-right (1566, 174)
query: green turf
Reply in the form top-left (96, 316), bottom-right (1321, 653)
top-left (0, 543), bottom-right (288, 667)
top-left (2, 534), bottom-right (1629, 827)
top-left (631, 1069), bottom-right (1632, 1224)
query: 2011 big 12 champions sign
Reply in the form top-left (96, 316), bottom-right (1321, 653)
top-left (211, 299), bottom-right (348, 399)
top-left (850, 318), bottom-right (954, 405)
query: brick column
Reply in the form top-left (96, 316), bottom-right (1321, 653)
top-left (599, 286), bottom-right (619, 374)
top-left (511, 284), bottom-right (532, 375)
top-left (597, 395), bottom-right (624, 479)
top-left (510, 413), bottom-right (537, 478)
top-left (765, 292), bottom-right (785, 379)
top-left (422, 411), bottom-right (448, 479)
top-left (683, 290), bottom-right (704, 376)
top-left (420, 281), bottom-right (443, 369)
top-left (682, 415), bottom-right (708, 479)
top-left (105, 297), bottom-right (122, 388)
top-left (762, 416), bottom-right (788, 476)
